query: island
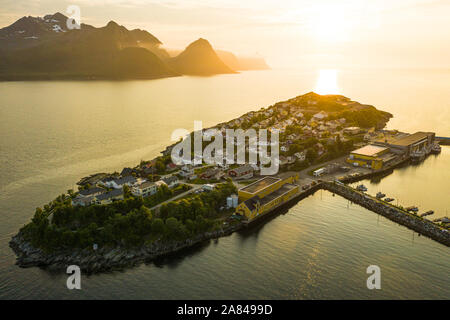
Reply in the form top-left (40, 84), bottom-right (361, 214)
top-left (10, 92), bottom-right (449, 273)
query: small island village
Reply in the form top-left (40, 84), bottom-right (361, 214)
top-left (10, 92), bottom-right (449, 273)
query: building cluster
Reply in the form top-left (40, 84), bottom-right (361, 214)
top-left (178, 163), bottom-right (257, 182)
top-left (346, 131), bottom-right (436, 169)
top-left (72, 173), bottom-right (180, 207)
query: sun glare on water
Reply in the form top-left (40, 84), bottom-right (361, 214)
top-left (315, 69), bottom-right (340, 95)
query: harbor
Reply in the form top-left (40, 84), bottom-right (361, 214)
top-left (232, 138), bottom-right (450, 247)
top-left (234, 176), bottom-right (449, 247)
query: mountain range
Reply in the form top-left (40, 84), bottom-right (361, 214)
top-left (0, 13), bottom-right (269, 80)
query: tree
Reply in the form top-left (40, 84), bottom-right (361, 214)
top-left (152, 218), bottom-right (164, 234)
top-left (123, 185), bottom-right (132, 198)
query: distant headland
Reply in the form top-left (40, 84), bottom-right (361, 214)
top-left (0, 12), bottom-right (269, 81)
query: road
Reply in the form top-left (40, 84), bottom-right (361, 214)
top-left (149, 183), bottom-right (203, 211)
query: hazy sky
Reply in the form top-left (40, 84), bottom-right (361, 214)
top-left (2, 0), bottom-right (450, 68)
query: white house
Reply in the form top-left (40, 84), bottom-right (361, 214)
top-left (313, 111), bottom-right (328, 120)
top-left (161, 175), bottom-right (179, 188)
top-left (294, 152), bottom-right (306, 161)
top-left (202, 184), bottom-right (215, 191)
top-left (72, 195), bottom-right (95, 207)
top-left (179, 165), bottom-right (194, 178)
top-left (131, 181), bottom-right (158, 197)
top-left (103, 176), bottom-right (137, 189)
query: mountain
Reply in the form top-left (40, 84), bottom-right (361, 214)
top-left (0, 13), bottom-right (268, 80)
top-left (169, 38), bottom-right (236, 75)
top-left (0, 13), bottom-right (94, 51)
top-left (216, 50), bottom-right (270, 71)
top-left (0, 14), bottom-right (177, 80)
top-left (215, 50), bottom-right (241, 70)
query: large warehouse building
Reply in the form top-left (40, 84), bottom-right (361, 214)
top-left (374, 131), bottom-right (435, 155)
top-left (236, 175), bottom-right (299, 221)
top-left (346, 145), bottom-right (395, 169)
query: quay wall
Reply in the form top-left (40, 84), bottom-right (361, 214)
top-left (322, 182), bottom-right (450, 247)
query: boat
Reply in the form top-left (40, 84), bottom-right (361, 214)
top-left (431, 143), bottom-right (441, 154)
top-left (434, 217), bottom-right (450, 224)
top-left (384, 198), bottom-right (395, 202)
top-left (410, 150), bottom-right (425, 163)
top-left (356, 184), bottom-right (367, 192)
top-left (406, 206), bottom-right (419, 212)
top-left (420, 210), bottom-right (434, 217)
top-left (376, 192), bottom-right (385, 199)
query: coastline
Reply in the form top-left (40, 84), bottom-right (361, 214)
top-left (7, 91), bottom-right (448, 274)
top-left (9, 222), bottom-right (244, 274)
top-left (10, 163), bottom-right (449, 274)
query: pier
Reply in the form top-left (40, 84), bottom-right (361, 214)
top-left (239, 175), bottom-right (449, 247)
top-left (321, 182), bottom-right (450, 247)
top-left (436, 136), bottom-right (450, 145)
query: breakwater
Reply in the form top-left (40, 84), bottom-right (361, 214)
top-left (322, 182), bottom-right (450, 247)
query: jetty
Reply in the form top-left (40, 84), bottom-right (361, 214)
top-left (237, 175), bottom-right (449, 247)
top-left (321, 182), bottom-right (449, 247)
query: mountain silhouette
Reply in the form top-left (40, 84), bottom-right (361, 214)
top-left (169, 38), bottom-right (236, 75)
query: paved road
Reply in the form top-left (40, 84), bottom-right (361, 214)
top-left (279, 155), bottom-right (372, 183)
top-left (149, 184), bottom-right (203, 211)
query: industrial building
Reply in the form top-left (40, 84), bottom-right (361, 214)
top-left (235, 174), bottom-right (299, 221)
top-left (346, 144), bottom-right (395, 169)
top-left (374, 131), bottom-right (435, 155)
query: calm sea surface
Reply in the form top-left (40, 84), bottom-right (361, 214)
top-left (0, 67), bottom-right (449, 299)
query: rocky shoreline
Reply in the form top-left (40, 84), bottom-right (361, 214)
top-left (9, 222), bottom-right (244, 273)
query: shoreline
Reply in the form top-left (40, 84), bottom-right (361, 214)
top-left (9, 222), bottom-right (244, 274)
top-left (10, 162), bottom-right (448, 274)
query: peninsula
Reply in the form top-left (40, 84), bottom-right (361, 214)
top-left (10, 92), bottom-right (449, 273)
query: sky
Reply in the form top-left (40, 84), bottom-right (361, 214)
top-left (1, 0), bottom-right (450, 68)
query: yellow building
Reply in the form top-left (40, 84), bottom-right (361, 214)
top-left (346, 145), bottom-right (391, 169)
top-left (236, 175), bottom-right (299, 221)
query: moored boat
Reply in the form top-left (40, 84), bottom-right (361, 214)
top-left (356, 184), bottom-right (367, 192)
top-left (406, 206), bottom-right (419, 212)
top-left (376, 192), bottom-right (385, 199)
top-left (431, 143), bottom-right (441, 154)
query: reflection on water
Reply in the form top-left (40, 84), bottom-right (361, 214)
top-left (0, 67), bottom-right (449, 299)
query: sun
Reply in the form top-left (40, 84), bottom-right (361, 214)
top-left (309, 5), bottom-right (351, 43)
top-left (315, 69), bottom-right (340, 95)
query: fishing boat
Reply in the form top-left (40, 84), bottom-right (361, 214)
top-left (411, 150), bottom-right (425, 163)
top-left (431, 143), bottom-right (441, 154)
top-left (376, 192), bottom-right (385, 199)
top-left (406, 206), bottom-right (419, 212)
top-left (356, 184), bottom-right (367, 192)
top-left (384, 198), bottom-right (395, 202)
